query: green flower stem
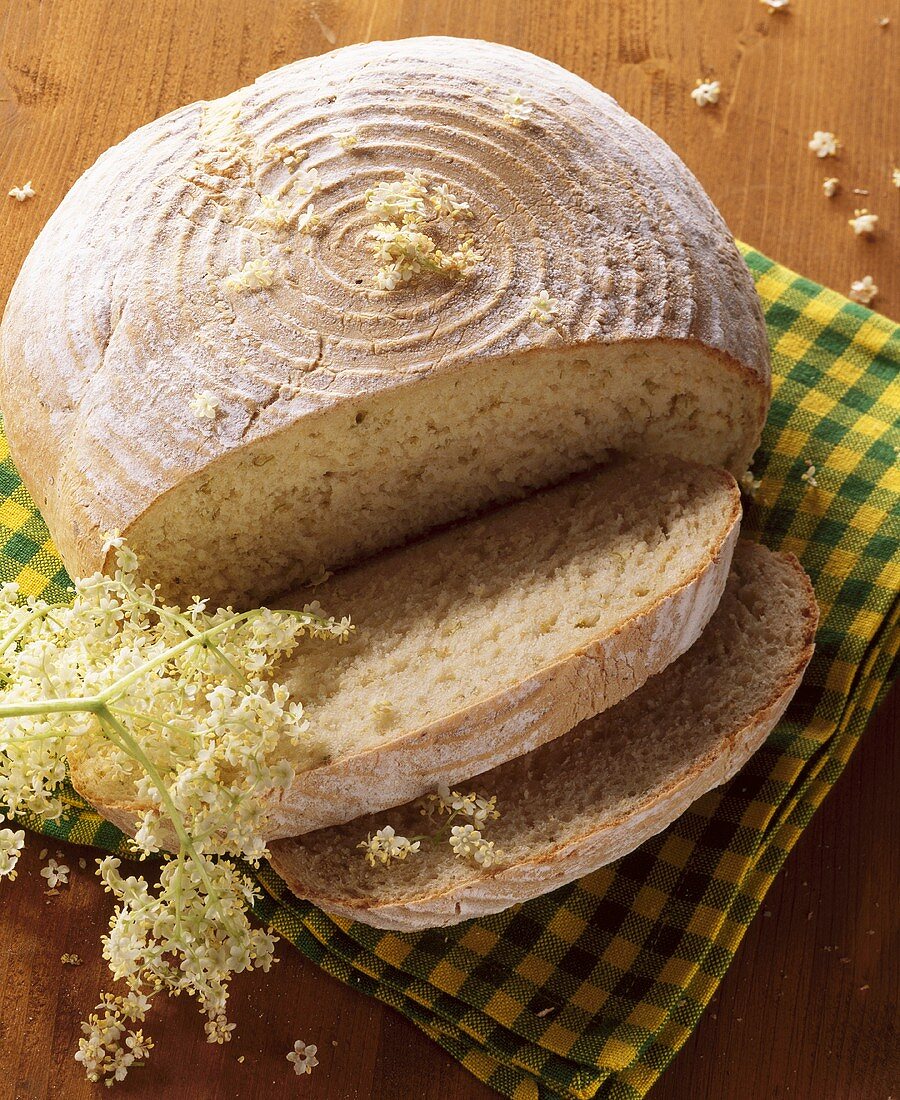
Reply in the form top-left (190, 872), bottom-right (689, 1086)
top-left (96, 706), bottom-right (244, 940)
top-left (0, 695), bottom-right (102, 718)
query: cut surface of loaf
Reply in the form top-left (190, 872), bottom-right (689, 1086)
top-left (0, 37), bottom-right (768, 607)
top-left (268, 542), bottom-right (818, 930)
top-left (69, 456), bottom-right (741, 838)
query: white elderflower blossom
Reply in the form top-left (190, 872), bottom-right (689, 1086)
top-left (502, 90), bottom-right (534, 125)
top-left (189, 390), bottom-right (220, 420)
top-left (449, 824), bottom-right (497, 866)
top-left (822, 177), bottom-right (840, 198)
top-left (801, 462), bottom-right (818, 488)
top-left (0, 827), bottom-right (25, 880)
top-left (336, 130), bottom-right (358, 150)
top-left (224, 257), bottom-right (276, 292)
top-left (249, 193), bottom-right (289, 230)
top-left (430, 783), bottom-right (500, 824)
top-left (529, 289), bottom-right (560, 324)
top-left (691, 79), bottom-right (721, 107)
top-left (808, 131), bottom-right (839, 158)
top-left (296, 203), bottom-right (320, 234)
top-left (364, 782), bottom-right (502, 872)
top-left (739, 470), bottom-right (762, 498)
top-left (287, 1040), bottom-right (319, 1076)
top-left (849, 276), bottom-right (878, 305)
top-left (0, 537), bottom-right (352, 1084)
top-left (430, 183), bottom-right (471, 219)
top-left (848, 209), bottom-right (878, 236)
top-left (8, 180), bottom-right (35, 202)
top-left (358, 825), bottom-right (421, 867)
top-left (100, 529), bottom-right (125, 556)
top-left (41, 857), bottom-right (70, 888)
top-left (264, 143), bottom-right (307, 168)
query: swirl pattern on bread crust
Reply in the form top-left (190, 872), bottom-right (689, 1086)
top-left (0, 38), bottom-right (768, 597)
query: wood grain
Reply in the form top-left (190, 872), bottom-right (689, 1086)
top-left (0, 2), bottom-right (897, 1098)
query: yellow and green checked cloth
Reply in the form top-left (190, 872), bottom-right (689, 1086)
top-left (2, 247), bottom-right (898, 1099)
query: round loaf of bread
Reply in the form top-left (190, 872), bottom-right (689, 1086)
top-left (0, 37), bottom-right (769, 606)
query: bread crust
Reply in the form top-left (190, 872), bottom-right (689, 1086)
top-left (269, 551), bottom-right (817, 929)
top-left (0, 37), bottom-right (768, 587)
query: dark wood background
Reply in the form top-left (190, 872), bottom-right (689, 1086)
top-left (0, 2), bottom-right (897, 1098)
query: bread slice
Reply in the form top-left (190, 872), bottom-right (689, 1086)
top-left (267, 542), bottom-right (817, 930)
top-left (69, 456), bottom-right (740, 839)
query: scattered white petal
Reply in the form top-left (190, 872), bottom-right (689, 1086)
top-left (189, 391), bottom-right (220, 420)
top-left (296, 203), bottom-right (320, 234)
top-left (739, 471), bottom-right (762, 497)
top-left (287, 1040), bottom-right (319, 1076)
top-left (822, 177), bottom-right (840, 198)
top-left (8, 180), bottom-right (35, 202)
top-left (849, 276), bottom-right (878, 305)
top-left (336, 131), bottom-right (358, 150)
top-left (892, 167), bottom-right (900, 188)
top-left (691, 79), bottom-right (721, 107)
top-left (502, 90), bottom-right (534, 125)
top-left (800, 462), bottom-right (819, 488)
top-left (808, 131), bottom-right (839, 158)
top-left (848, 209), bottom-right (878, 236)
top-left (529, 289), bottom-right (560, 324)
top-left (40, 857), bottom-right (70, 888)
top-left (760, 0), bottom-right (790, 10)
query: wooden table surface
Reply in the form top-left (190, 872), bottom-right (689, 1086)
top-left (0, 2), bottom-right (897, 1098)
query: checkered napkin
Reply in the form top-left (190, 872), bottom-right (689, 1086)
top-left (2, 247), bottom-right (898, 1099)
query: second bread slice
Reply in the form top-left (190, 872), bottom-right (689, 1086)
top-left (269, 542), bottom-right (818, 928)
top-left (72, 456), bottom-right (740, 838)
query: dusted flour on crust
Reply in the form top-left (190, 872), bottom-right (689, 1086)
top-left (0, 38), bottom-right (769, 605)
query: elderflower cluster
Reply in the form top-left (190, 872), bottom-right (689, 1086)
top-left (358, 825), bottom-right (421, 867)
top-left (363, 171), bottom-right (482, 290)
top-left (359, 784), bottom-right (501, 871)
top-left (249, 193), bottom-right (290, 230)
top-left (448, 823), bottom-right (497, 866)
top-left (0, 540), bottom-right (351, 1084)
top-left (75, 992), bottom-right (154, 1084)
top-left (224, 257), bottom-right (277, 293)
